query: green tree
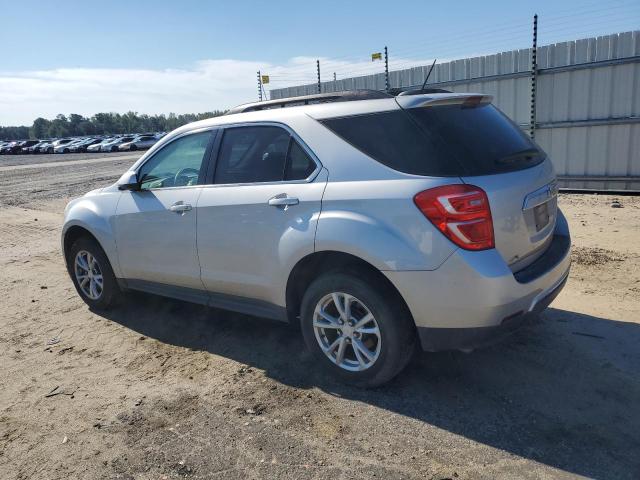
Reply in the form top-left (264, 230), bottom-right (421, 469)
top-left (68, 114), bottom-right (84, 135)
top-left (30, 117), bottom-right (51, 139)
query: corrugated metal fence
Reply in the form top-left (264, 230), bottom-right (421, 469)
top-left (270, 31), bottom-right (640, 191)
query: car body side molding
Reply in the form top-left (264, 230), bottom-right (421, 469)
top-left (123, 279), bottom-right (288, 322)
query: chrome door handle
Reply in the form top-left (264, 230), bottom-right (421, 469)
top-left (268, 195), bottom-right (299, 207)
top-left (169, 202), bottom-right (192, 213)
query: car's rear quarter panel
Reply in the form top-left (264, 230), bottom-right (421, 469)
top-left (316, 178), bottom-right (460, 271)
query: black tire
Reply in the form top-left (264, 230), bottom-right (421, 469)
top-left (130, 144), bottom-right (138, 151)
top-left (66, 236), bottom-right (121, 310)
top-left (300, 271), bottom-right (415, 387)
top-left (47, 147), bottom-right (53, 154)
top-left (63, 148), bottom-right (69, 153)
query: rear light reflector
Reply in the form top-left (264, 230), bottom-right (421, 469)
top-left (414, 184), bottom-right (494, 250)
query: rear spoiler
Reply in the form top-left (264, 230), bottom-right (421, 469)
top-left (395, 93), bottom-right (493, 110)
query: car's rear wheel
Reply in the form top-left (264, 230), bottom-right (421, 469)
top-left (300, 271), bottom-right (415, 387)
top-left (130, 144), bottom-right (137, 151)
top-left (67, 236), bottom-right (121, 310)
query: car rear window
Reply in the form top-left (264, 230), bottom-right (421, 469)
top-left (320, 104), bottom-right (544, 177)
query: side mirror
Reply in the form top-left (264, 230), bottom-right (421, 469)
top-left (117, 171), bottom-right (140, 191)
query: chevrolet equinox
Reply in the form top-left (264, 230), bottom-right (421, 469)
top-left (62, 90), bottom-right (571, 387)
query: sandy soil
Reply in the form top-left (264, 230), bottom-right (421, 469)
top-left (0, 154), bottom-right (639, 479)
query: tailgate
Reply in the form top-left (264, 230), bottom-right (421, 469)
top-left (396, 94), bottom-right (559, 269)
top-left (462, 158), bottom-right (558, 270)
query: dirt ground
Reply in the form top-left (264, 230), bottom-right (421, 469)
top-left (0, 153), bottom-right (639, 480)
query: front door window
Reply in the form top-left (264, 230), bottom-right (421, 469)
top-left (138, 131), bottom-right (211, 189)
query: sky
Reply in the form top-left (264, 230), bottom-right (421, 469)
top-left (0, 0), bottom-right (638, 126)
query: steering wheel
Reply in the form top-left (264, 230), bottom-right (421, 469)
top-left (174, 167), bottom-right (200, 187)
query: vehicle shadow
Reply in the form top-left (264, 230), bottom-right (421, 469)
top-left (99, 293), bottom-right (640, 479)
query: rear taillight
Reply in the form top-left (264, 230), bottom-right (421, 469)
top-left (414, 184), bottom-right (494, 250)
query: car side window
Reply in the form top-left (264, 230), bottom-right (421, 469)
top-left (214, 126), bottom-right (291, 184)
top-left (285, 140), bottom-right (316, 180)
top-left (138, 131), bottom-right (211, 190)
top-left (214, 126), bottom-right (316, 184)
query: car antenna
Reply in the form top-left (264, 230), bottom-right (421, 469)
top-left (421, 59), bottom-right (437, 91)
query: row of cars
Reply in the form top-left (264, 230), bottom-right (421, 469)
top-left (0, 133), bottom-right (165, 155)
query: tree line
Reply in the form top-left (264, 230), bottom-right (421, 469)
top-left (0, 111), bottom-right (226, 140)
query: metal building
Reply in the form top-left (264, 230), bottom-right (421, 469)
top-left (270, 31), bottom-right (640, 191)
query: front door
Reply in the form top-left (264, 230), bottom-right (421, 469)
top-left (114, 129), bottom-right (214, 290)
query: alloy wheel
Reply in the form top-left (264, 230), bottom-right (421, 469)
top-left (313, 292), bottom-right (382, 372)
top-left (74, 250), bottom-right (103, 300)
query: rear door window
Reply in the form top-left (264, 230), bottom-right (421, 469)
top-left (214, 126), bottom-right (289, 184)
top-left (214, 126), bottom-right (317, 184)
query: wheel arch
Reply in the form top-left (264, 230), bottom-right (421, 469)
top-left (63, 225), bottom-right (101, 260)
top-left (285, 250), bottom-right (414, 327)
top-left (62, 224), bottom-right (119, 275)
top-left (62, 197), bottom-right (122, 278)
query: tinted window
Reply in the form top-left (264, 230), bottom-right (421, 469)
top-left (407, 104), bottom-right (543, 175)
top-left (321, 105), bottom-right (543, 176)
top-left (214, 126), bottom-right (289, 184)
top-left (138, 131), bottom-right (210, 189)
top-left (321, 111), bottom-right (459, 176)
top-left (285, 141), bottom-right (316, 180)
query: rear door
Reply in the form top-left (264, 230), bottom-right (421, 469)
top-left (398, 96), bottom-right (558, 270)
top-left (196, 124), bottom-right (326, 307)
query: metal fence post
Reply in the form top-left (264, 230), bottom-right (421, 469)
top-left (384, 46), bottom-right (389, 92)
top-left (257, 70), bottom-right (262, 102)
top-left (530, 14), bottom-right (538, 139)
top-left (317, 60), bottom-right (321, 94)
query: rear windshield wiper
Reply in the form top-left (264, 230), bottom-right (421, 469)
top-left (496, 148), bottom-right (542, 165)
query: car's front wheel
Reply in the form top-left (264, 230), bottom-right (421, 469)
top-left (67, 236), bottom-right (121, 310)
top-left (300, 271), bottom-right (415, 387)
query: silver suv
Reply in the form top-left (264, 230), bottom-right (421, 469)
top-left (62, 90), bottom-right (571, 387)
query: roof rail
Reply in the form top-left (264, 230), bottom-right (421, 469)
top-left (226, 89), bottom-right (393, 115)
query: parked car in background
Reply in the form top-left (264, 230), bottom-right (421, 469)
top-left (25, 140), bottom-right (50, 153)
top-left (0, 132), bottom-right (193, 155)
top-left (70, 138), bottom-right (103, 153)
top-left (61, 90), bottom-right (571, 387)
top-left (16, 140), bottom-right (40, 154)
top-left (5, 140), bottom-right (25, 154)
top-left (1, 140), bottom-right (37, 154)
top-left (37, 141), bottom-right (55, 153)
top-left (118, 134), bottom-right (158, 151)
top-left (50, 138), bottom-right (75, 152)
top-left (100, 136), bottom-right (135, 152)
top-left (54, 138), bottom-right (85, 154)
top-left (0, 141), bottom-right (13, 153)
top-left (87, 138), bottom-right (116, 153)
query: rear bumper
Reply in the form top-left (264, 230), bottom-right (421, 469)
top-left (416, 271), bottom-right (568, 351)
top-left (383, 212), bottom-right (571, 352)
